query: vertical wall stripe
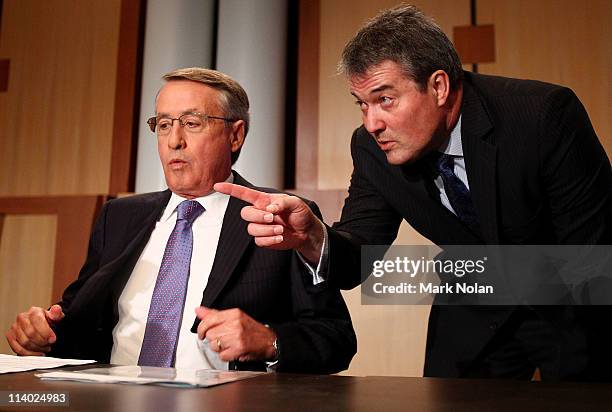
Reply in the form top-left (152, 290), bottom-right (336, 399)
top-left (109, 0), bottom-right (146, 194)
top-left (216, 0), bottom-right (288, 188)
top-left (295, 0), bottom-right (319, 190)
top-left (135, 0), bottom-right (217, 193)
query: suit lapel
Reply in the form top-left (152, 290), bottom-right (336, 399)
top-left (201, 172), bottom-right (253, 307)
top-left (460, 77), bottom-right (499, 244)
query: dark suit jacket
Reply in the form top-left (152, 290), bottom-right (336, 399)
top-left (49, 172), bottom-right (356, 374)
top-left (326, 72), bottom-right (611, 378)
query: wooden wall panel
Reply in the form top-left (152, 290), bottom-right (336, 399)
top-left (477, 0), bottom-right (611, 157)
top-left (0, 1), bottom-right (123, 352)
top-left (0, 195), bottom-right (106, 355)
top-left (0, 215), bottom-right (56, 355)
top-left (109, 0), bottom-right (145, 195)
top-left (0, 0), bottom-right (121, 196)
top-left (295, 0), bottom-right (320, 190)
top-left (339, 221), bottom-right (434, 377)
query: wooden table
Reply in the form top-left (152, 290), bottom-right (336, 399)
top-left (1, 366), bottom-right (611, 411)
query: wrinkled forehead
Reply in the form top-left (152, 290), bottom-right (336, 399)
top-left (155, 80), bottom-right (222, 115)
top-left (348, 60), bottom-right (408, 97)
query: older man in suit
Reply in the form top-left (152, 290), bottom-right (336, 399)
top-left (6, 68), bottom-right (356, 374)
top-left (216, 5), bottom-right (611, 381)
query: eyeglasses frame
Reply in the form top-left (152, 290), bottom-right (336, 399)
top-left (146, 112), bottom-right (236, 134)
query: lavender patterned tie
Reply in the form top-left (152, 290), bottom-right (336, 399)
top-left (138, 200), bottom-right (205, 367)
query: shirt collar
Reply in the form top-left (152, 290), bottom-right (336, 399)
top-left (160, 173), bottom-right (234, 223)
top-left (436, 114), bottom-right (463, 157)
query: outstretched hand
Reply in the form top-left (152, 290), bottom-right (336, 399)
top-left (214, 182), bottom-right (324, 264)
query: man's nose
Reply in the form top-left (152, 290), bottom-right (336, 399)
top-left (363, 109), bottom-right (385, 135)
top-left (167, 121), bottom-right (186, 149)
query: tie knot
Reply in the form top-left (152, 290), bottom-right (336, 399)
top-left (177, 200), bottom-right (205, 223)
top-left (435, 153), bottom-right (455, 174)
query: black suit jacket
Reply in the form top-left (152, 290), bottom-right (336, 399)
top-left (49, 172), bottom-right (356, 374)
top-left (326, 72), bottom-right (611, 378)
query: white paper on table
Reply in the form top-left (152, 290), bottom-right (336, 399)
top-left (36, 366), bottom-right (265, 388)
top-left (0, 354), bottom-right (95, 374)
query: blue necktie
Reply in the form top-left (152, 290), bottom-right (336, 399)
top-left (435, 153), bottom-right (480, 232)
top-left (138, 200), bottom-right (205, 367)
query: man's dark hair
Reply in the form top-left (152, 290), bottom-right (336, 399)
top-left (339, 4), bottom-right (463, 91)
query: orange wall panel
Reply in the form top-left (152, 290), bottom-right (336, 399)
top-left (0, 0), bottom-right (121, 196)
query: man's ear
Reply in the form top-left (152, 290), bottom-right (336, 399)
top-left (229, 120), bottom-right (245, 153)
top-left (428, 70), bottom-right (451, 107)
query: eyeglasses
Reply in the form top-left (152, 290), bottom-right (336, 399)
top-left (147, 112), bottom-right (235, 136)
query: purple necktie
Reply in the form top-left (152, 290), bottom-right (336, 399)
top-left (138, 200), bottom-right (205, 367)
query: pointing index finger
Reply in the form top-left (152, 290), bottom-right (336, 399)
top-left (214, 182), bottom-right (272, 209)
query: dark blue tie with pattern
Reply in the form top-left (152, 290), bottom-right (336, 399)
top-left (435, 153), bottom-right (480, 232)
top-left (138, 200), bottom-right (205, 367)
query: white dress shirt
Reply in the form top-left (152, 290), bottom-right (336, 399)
top-left (110, 175), bottom-right (233, 369)
top-left (433, 115), bottom-right (470, 215)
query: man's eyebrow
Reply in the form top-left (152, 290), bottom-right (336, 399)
top-left (351, 84), bottom-right (396, 100)
top-left (370, 84), bottom-right (395, 94)
top-left (155, 109), bottom-right (200, 117)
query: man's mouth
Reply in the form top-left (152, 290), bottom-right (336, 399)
top-left (169, 159), bottom-right (188, 169)
top-left (376, 140), bottom-right (395, 151)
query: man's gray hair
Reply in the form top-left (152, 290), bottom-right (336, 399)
top-left (339, 4), bottom-right (463, 91)
top-left (162, 67), bottom-right (250, 164)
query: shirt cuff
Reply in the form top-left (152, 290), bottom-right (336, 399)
top-left (264, 324), bottom-right (279, 372)
top-left (265, 359), bottom-right (279, 372)
top-left (296, 222), bottom-right (329, 285)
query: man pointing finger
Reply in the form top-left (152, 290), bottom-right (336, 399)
top-left (213, 182), bottom-right (325, 263)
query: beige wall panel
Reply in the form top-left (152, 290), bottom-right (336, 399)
top-left (340, 221), bottom-right (433, 377)
top-left (0, 215), bottom-right (56, 355)
top-left (477, 0), bottom-right (611, 157)
top-left (0, 1), bottom-right (121, 354)
top-left (340, 288), bottom-right (431, 377)
top-left (318, 0), bottom-right (471, 190)
top-left (0, 0), bottom-right (121, 196)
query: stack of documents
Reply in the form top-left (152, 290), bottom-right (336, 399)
top-left (37, 365), bottom-right (265, 388)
